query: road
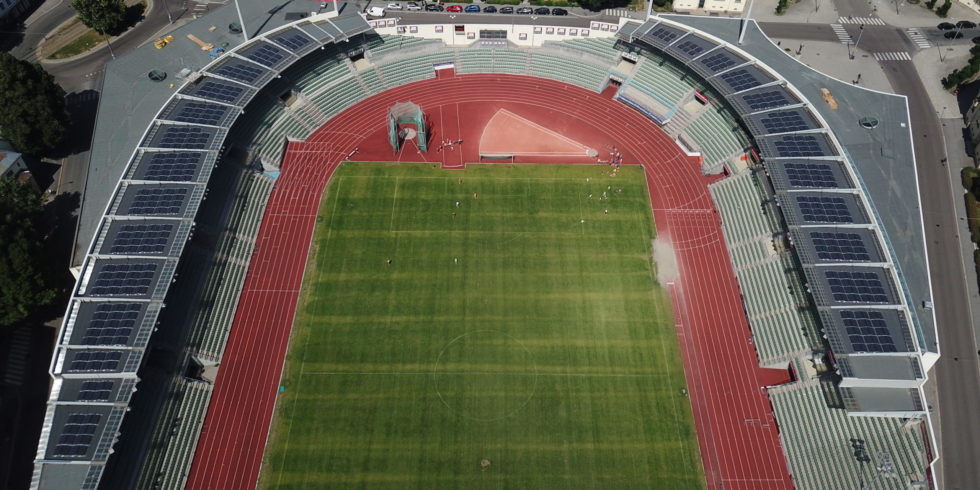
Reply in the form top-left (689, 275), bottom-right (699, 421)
top-left (760, 17), bottom-right (980, 490)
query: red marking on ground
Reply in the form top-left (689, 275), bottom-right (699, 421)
top-left (185, 74), bottom-right (794, 490)
top-left (758, 367), bottom-right (794, 387)
top-left (479, 109), bottom-right (592, 157)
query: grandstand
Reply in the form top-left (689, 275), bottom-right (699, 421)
top-left (31, 7), bottom-right (938, 490)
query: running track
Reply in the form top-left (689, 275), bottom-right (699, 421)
top-left (185, 73), bottom-right (794, 489)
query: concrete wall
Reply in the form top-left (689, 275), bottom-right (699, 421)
top-left (367, 19), bottom-right (622, 47)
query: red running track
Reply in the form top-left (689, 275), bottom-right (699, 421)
top-left (185, 73), bottom-right (794, 490)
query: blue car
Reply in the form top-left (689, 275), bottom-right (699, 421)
top-left (464, 4), bottom-right (481, 12)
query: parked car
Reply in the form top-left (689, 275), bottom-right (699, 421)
top-left (387, 2), bottom-right (402, 9)
top-left (424, 3), bottom-right (443, 10)
top-left (483, 5), bottom-right (497, 12)
top-left (499, 6), bottom-right (514, 13)
top-left (406, 1), bottom-right (422, 9)
top-left (516, 6), bottom-right (533, 13)
top-left (446, 4), bottom-right (463, 11)
top-left (464, 4), bottom-right (481, 12)
top-left (973, 35), bottom-right (980, 43)
top-left (551, 7), bottom-right (568, 15)
top-left (367, 6), bottom-right (386, 16)
top-left (956, 20), bottom-right (977, 29)
top-left (944, 30), bottom-right (964, 39)
top-left (534, 6), bottom-right (550, 14)
top-left (937, 22), bottom-right (955, 30)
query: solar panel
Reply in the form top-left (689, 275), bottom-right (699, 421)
top-left (89, 263), bottom-right (157, 296)
top-left (129, 187), bottom-right (188, 215)
top-left (841, 310), bottom-right (897, 352)
top-left (155, 127), bottom-right (212, 149)
top-left (644, 26), bottom-right (681, 45)
top-left (810, 231), bottom-right (871, 261)
top-left (170, 101), bottom-right (229, 126)
top-left (784, 162), bottom-right (839, 188)
top-left (81, 303), bottom-right (142, 345)
top-left (740, 89), bottom-right (793, 111)
top-left (78, 380), bottom-right (114, 401)
top-left (213, 60), bottom-right (266, 85)
top-left (673, 39), bottom-right (708, 58)
top-left (273, 32), bottom-right (312, 52)
top-left (53, 413), bottom-right (101, 457)
top-left (795, 196), bottom-right (853, 223)
top-left (772, 134), bottom-right (827, 157)
top-left (193, 80), bottom-right (244, 103)
top-left (700, 52), bottom-right (739, 73)
top-left (759, 111), bottom-right (812, 133)
top-left (108, 223), bottom-right (174, 255)
top-left (825, 270), bottom-right (889, 303)
top-left (243, 43), bottom-right (286, 67)
top-left (69, 351), bottom-right (123, 371)
top-left (142, 152), bottom-right (203, 181)
top-left (718, 68), bottom-right (764, 92)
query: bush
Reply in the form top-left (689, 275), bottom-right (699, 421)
top-left (925, 0), bottom-right (937, 7)
top-left (775, 0), bottom-right (789, 14)
top-left (936, 0), bottom-right (952, 17)
top-left (963, 168), bottom-right (980, 244)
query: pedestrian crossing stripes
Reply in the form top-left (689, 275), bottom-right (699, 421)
top-left (604, 8), bottom-right (630, 17)
top-left (906, 28), bottom-right (932, 49)
top-left (873, 51), bottom-right (912, 61)
top-left (838, 16), bottom-right (886, 26)
top-left (831, 24), bottom-right (853, 44)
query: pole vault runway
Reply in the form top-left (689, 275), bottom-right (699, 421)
top-left (185, 72), bottom-right (795, 490)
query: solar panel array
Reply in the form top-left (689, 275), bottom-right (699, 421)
top-left (783, 162), bottom-right (840, 188)
top-left (728, 86), bottom-right (798, 114)
top-left (809, 231), bottom-right (871, 261)
top-left (713, 65), bottom-right (774, 94)
top-left (88, 263), bottom-right (157, 296)
top-left (750, 108), bottom-right (819, 134)
top-left (825, 270), bottom-right (889, 303)
top-left (841, 310), bottom-right (897, 352)
top-left (691, 49), bottom-right (746, 78)
top-left (37, 15), bottom-right (377, 487)
top-left (640, 24), bottom-right (685, 48)
top-left (77, 381), bottom-right (114, 402)
top-left (53, 414), bottom-right (100, 457)
top-left (795, 195), bottom-right (853, 223)
top-left (757, 133), bottom-right (837, 158)
top-left (666, 35), bottom-right (717, 61)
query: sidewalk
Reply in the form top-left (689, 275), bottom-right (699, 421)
top-left (872, 0), bottom-right (979, 29)
top-left (751, 0), bottom-right (841, 25)
top-left (910, 41), bottom-right (973, 115)
top-left (36, 0), bottom-right (151, 62)
top-left (765, 37), bottom-right (894, 93)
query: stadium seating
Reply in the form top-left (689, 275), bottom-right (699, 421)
top-left (528, 52), bottom-right (609, 91)
top-left (378, 52), bottom-right (453, 88)
top-left (367, 34), bottom-right (441, 58)
top-left (557, 37), bottom-right (622, 62)
top-left (770, 381), bottom-right (929, 489)
top-left (683, 107), bottom-right (748, 172)
top-left (709, 172), bottom-right (817, 366)
top-left (628, 54), bottom-right (693, 109)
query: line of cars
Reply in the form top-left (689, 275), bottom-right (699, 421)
top-left (937, 20), bottom-right (977, 39)
top-left (385, 2), bottom-right (568, 15)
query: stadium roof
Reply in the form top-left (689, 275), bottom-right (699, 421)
top-left (34, 6), bottom-right (370, 489)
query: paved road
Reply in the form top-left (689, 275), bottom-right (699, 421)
top-left (761, 17), bottom-right (980, 490)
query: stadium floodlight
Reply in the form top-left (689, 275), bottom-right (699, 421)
top-left (234, 0), bottom-right (249, 41)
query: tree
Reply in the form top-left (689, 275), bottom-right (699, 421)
top-left (0, 177), bottom-right (57, 328)
top-left (70, 0), bottom-right (127, 35)
top-left (0, 54), bottom-right (70, 156)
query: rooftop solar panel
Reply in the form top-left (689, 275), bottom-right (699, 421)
top-left (841, 310), bottom-right (897, 352)
top-left (140, 152), bottom-right (204, 181)
top-left (81, 303), bottom-right (142, 345)
top-left (77, 380), bottom-right (114, 401)
top-left (191, 80), bottom-right (245, 103)
top-left (128, 187), bottom-right (188, 215)
top-left (825, 270), bottom-right (889, 303)
top-left (53, 413), bottom-right (101, 457)
top-left (212, 59), bottom-right (266, 85)
top-left (769, 134), bottom-right (831, 157)
top-left (784, 162), bottom-right (840, 188)
top-left (69, 351), bottom-right (123, 372)
top-left (107, 223), bottom-right (174, 255)
top-left (795, 195), bottom-right (854, 223)
top-left (161, 100), bottom-right (232, 127)
top-left (809, 231), bottom-right (871, 261)
top-left (730, 87), bottom-right (797, 113)
top-left (153, 126), bottom-right (213, 149)
top-left (698, 51), bottom-right (742, 73)
top-left (242, 42), bottom-right (287, 67)
top-left (666, 35), bottom-right (717, 61)
top-left (272, 31), bottom-right (313, 52)
top-left (641, 25), bottom-right (685, 47)
top-left (717, 67), bottom-right (765, 92)
top-left (89, 263), bottom-right (158, 296)
top-left (757, 110), bottom-right (815, 134)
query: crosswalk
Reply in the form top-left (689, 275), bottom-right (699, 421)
top-left (831, 24), bottom-right (853, 44)
top-left (906, 28), bottom-right (932, 49)
top-left (838, 16), bottom-right (886, 26)
top-left (604, 8), bottom-right (630, 17)
top-left (873, 51), bottom-right (912, 61)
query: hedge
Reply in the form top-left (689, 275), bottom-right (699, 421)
top-left (962, 167), bottom-right (980, 288)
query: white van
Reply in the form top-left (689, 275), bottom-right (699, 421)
top-left (367, 6), bottom-right (385, 16)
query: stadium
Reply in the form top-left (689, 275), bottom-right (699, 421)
top-left (31, 3), bottom-right (940, 490)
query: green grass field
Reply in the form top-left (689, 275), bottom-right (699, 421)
top-left (262, 163), bottom-right (704, 489)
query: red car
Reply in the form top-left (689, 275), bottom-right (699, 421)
top-left (446, 4), bottom-right (463, 12)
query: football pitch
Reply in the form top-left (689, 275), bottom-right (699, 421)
top-left (261, 163), bottom-right (704, 489)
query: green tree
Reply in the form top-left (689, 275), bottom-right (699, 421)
top-left (0, 54), bottom-right (69, 156)
top-left (0, 177), bottom-right (57, 328)
top-left (70, 0), bottom-right (127, 35)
